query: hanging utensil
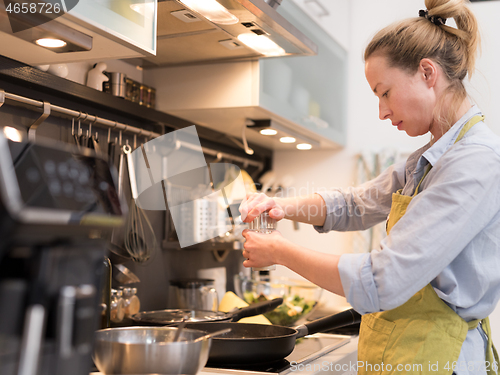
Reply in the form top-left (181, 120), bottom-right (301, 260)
top-left (108, 140), bottom-right (131, 263)
top-left (92, 132), bottom-right (101, 153)
top-left (123, 143), bottom-right (157, 263)
top-left (71, 117), bottom-right (79, 146)
top-left (107, 129), bottom-right (117, 169)
top-left (112, 264), bottom-right (140, 284)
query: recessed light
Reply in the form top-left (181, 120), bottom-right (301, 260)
top-left (280, 136), bottom-right (296, 144)
top-left (260, 128), bottom-right (278, 136)
top-left (179, 0), bottom-right (238, 25)
top-left (296, 143), bottom-right (312, 150)
top-left (237, 33), bottom-right (286, 56)
top-left (35, 38), bottom-right (67, 48)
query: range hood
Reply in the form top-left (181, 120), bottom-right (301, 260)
top-left (133, 0), bottom-right (317, 67)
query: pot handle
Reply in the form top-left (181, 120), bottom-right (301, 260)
top-left (229, 297), bottom-right (283, 322)
top-left (295, 308), bottom-right (361, 338)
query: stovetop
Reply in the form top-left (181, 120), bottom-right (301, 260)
top-left (204, 334), bottom-right (351, 375)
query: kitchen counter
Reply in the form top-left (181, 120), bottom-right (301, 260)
top-left (90, 336), bottom-right (358, 375)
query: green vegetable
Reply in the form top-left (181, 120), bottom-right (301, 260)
top-left (243, 292), bottom-right (316, 326)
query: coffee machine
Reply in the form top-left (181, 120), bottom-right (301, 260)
top-left (0, 133), bottom-right (124, 375)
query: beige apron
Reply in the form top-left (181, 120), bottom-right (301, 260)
top-left (358, 115), bottom-right (498, 375)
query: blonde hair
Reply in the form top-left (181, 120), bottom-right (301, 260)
top-left (364, 0), bottom-right (480, 130)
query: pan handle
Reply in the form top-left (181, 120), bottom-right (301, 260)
top-left (229, 298), bottom-right (283, 322)
top-left (295, 308), bottom-right (361, 338)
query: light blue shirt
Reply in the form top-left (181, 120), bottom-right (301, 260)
top-left (315, 106), bottom-right (500, 375)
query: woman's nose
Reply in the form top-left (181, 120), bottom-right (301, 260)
top-left (379, 102), bottom-right (391, 120)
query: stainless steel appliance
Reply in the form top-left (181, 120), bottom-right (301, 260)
top-left (0, 134), bottom-right (124, 375)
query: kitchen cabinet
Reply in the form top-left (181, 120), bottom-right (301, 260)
top-left (65, 0), bottom-right (157, 56)
top-left (144, 0), bottom-right (348, 150)
top-left (0, 0), bottom-right (157, 66)
top-left (290, 0), bottom-right (351, 52)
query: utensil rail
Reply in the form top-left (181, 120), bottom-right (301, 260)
top-left (0, 89), bottom-right (264, 169)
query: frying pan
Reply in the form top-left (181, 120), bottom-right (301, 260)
top-left (130, 297), bottom-right (283, 325)
top-left (184, 308), bottom-right (361, 365)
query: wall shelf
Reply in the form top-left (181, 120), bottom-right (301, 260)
top-left (0, 55), bottom-right (273, 163)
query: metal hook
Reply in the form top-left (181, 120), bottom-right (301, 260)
top-left (0, 89), bottom-right (5, 108)
top-left (133, 134), bottom-right (137, 149)
top-left (28, 101), bottom-right (51, 141)
top-left (107, 128), bottom-right (111, 143)
top-left (119, 130), bottom-right (122, 146)
top-left (77, 111), bottom-right (83, 137)
top-left (90, 115), bottom-right (99, 136)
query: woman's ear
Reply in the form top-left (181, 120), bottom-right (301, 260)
top-left (419, 58), bottom-right (438, 88)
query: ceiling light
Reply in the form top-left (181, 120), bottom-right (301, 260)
top-left (280, 136), bottom-right (296, 144)
top-left (237, 33), bottom-right (286, 56)
top-left (35, 38), bottom-right (67, 48)
top-left (260, 128), bottom-right (278, 136)
top-left (179, 0), bottom-right (238, 25)
top-left (3, 127), bottom-right (23, 142)
top-left (296, 143), bottom-right (312, 150)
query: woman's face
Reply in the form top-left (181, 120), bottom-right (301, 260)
top-left (365, 54), bottom-right (437, 137)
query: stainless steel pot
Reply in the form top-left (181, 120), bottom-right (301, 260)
top-left (93, 326), bottom-right (210, 374)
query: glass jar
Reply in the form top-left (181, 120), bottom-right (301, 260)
top-left (248, 211), bottom-right (277, 271)
top-left (138, 85), bottom-right (147, 106)
top-left (121, 287), bottom-right (140, 318)
top-left (146, 87), bottom-right (156, 108)
top-left (110, 289), bottom-right (125, 323)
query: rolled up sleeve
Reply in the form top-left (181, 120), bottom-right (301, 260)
top-left (314, 160), bottom-right (406, 233)
top-left (338, 252), bottom-right (381, 314)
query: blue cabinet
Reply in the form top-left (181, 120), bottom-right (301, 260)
top-left (66, 0), bottom-right (157, 55)
top-left (259, 0), bottom-right (348, 145)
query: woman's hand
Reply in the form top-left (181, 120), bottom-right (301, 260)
top-left (239, 193), bottom-right (284, 223)
top-left (241, 229), bottom-right (287, 268)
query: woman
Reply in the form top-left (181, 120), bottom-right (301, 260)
top-left (239, 1), bottom-right (500, 374)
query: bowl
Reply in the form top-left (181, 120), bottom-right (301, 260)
top-left (234, 274), bottom-right (322, 326)
top-left (93, 326), bottom-right (211, 374)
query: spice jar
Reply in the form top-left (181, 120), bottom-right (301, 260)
top-left (138, 85), bottom-right (146, 106)
top-left (121, 287), bottom-right (140, 318)
top-left (110, 289), bottom-right (125, 323)
top-left (248, 211), bottom-right (277, 271)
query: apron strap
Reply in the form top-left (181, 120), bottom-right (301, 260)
top-left (413, 115), bottom-right (485, 197)
top-left (456, 115), bottom-right (485, 142)
top-left (466, 318), bottom-right (498, 375)
top-left (482, 317), bottom-right (499, 375)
